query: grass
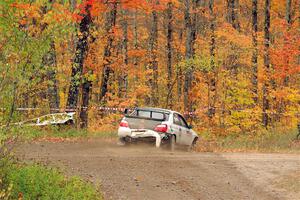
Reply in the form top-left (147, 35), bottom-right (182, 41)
top-left (7, 165), bottom-right (102, 200)
top-left (197, 128), bottom-right (300, 153)
top-left (0, 136), bottom-right (102, 200)
top-left (0, 126), bottom-right (117, 141)
top-left (1, 124), bottom-right (299, 153)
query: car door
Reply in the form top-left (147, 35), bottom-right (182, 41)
top-left (177, 114), bottom-right (193, 145)
top-left (171, 113), bottom-right (183, 145)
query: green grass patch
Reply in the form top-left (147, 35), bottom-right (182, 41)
top-left (7, 164), bottom-right (102, 200)
top-left (0, 136), bottom-right (102, 200)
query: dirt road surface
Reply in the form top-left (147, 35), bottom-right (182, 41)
top-left (15, 139), bottom-right (300, 200)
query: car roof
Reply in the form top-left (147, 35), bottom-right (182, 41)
top-left (136, 107), bottom-right (173, 113)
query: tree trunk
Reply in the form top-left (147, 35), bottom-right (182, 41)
top-left (226, 0), bottom-right (240, 31)
top-left (148, 4), bottom-right (159, 106)
top-left (44, 41), bottom-right (60, 113)
top-left (208, 0), bottom-right (216, 118)
top-left (226, 0), bottom-right (231, 24)
top-left (69, 0), bottom-right (76, 11)
top-left (177, 66), bottom-right (182, 103)
top-left (119, 9), bottom-right (128, 98)
top-left (183, 0), bottom-right (197, 112)
top-left (118, 8), bottom-right (128, 98)
top-left (184, 0), bottom-right (192, 112)
top-left (66, 5), bottom-right (92, 109)
top-left (177, 29), bottom-right (183, 102)
top-left (166, 2), bottom-right (173, 108)
top-left (79, 71), bottom-right (92, 128)
top-left (6, 81), bottom-right (17, 127)
top-left (262, 0), bottom-right (271, 127)
top-left (99, 2), bottom-right (117, 102)
top-left (133, 9), bottom-right (138, 82)
top-left (286, 0), bottom-right (292, 25)
top-left (40, 0), bottom-right (60, 112)
top-left (251, 0), bottom-right (258, 103)
top-left (284, 0), bottom-right (292, 85)
top-left (234, 0), bottom-right (241, 31)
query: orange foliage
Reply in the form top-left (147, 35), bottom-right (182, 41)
top-left (5, 0), bottom-right (300, 134)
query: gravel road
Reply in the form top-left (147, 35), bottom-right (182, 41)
top-left (15, 139), bottom-right (300, 200)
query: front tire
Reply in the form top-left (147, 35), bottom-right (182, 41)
top-left (117, 137), bottom-right (127, 146)
top-left (187, 137), bottom-right (198, 152)
top-left (168, 134), bottom-right (175, 151)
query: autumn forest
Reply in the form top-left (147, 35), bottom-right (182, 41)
top-left (0, 0), bottom-right (299, 133)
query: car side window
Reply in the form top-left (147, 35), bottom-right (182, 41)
top-left (178, 114), bottom-right (188, 128)
top-left (173, 114), bottom-right (181, 126)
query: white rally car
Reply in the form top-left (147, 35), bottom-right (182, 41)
top-left (118, 107), bottom-right (199, 150)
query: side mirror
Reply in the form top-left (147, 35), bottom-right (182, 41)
top-left (188, 124), bottom-right (193, 129)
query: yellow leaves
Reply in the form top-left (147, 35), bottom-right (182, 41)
top-left (19, 18), bottom-right (27, 25)
top-left (10, 2), bottom-right (31, 10)
top-left (125, 0), bottom-right (171, 14)
top-left (168, 0), bottom-right (181, 8)
top-left (271, 0), bottom-right (285, 15)
top-left (127, 49), bottom-right (147, 57)
top-left (272, 88), bottom-right (300, 103)
top-left (90, 1), bottom-right (106, 17)
top-left (3, 0), bottom-right (300, 136)
top-left (135, 84), bottom-right (151, 99)
top-left (216, 23), bottom-right (251, 48)
top-left (112, 26), bottom-right (123, 38)
top-left (120, 0), bottom-right (151, 11)
top-left (11, 2), bottom-right (41, 19)
top-left (46, 6), bottom-right (75, 24)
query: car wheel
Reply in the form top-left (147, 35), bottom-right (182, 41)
top-left (187, 137), bottom-right (198, 152)
top-left (169, 134), bottom-right (175, 151)
top-left (117, 137), bottom-right (127, 146)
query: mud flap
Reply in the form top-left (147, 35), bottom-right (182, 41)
top-left (154, 132), bottom-right (162, 148)
top-left (145, 130), bottom-right (161, 148)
